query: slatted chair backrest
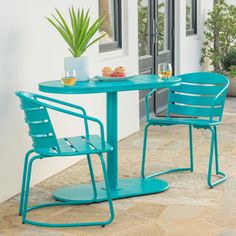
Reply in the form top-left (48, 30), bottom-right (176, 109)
top-left (168, 72), bottom-right (229, 122)
top-left (16, 91), bottom-right (60, 153)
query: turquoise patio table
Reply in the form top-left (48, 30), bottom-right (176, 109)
top-left (39, 75), bottom-right (181, 202)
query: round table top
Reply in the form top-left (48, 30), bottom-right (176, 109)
top-left (39, 75), bottom-right (181, 94)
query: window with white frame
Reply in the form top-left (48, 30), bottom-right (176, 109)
top-left (99, 0), bottom-right (122, 52)
top-left (186, 0), bottom-right (197, 36)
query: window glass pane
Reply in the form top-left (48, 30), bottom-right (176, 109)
top-left (138, 0), bottom-right (150, 57)
top-left (186, 0), bottom-right (197, 35)
top-left (157, 0), bottom-right (168, 52)
top-left (186, 0), bottom-right (193, 31)
top-left (99, 0), bottom-right (115, 45)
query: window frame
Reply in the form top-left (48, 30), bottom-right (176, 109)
top-left (99, 0), bottom-right (122, 53)
top-left (186, 0), bottom-right (197, 36)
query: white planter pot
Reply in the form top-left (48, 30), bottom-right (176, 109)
top-left (64, 57), bottom-right (89, 81)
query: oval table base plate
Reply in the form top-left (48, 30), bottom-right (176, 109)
top-left (53, 177), bottom-right (169, 202)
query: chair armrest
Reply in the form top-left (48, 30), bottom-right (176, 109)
top-left (210, 85), bottom-right (228, 121)
top-left (145, 88), bottom-right (157, 121)
top-left (34, 94), bottom-right (91, 137)
top-left (34, 94), bottom-right (87, 115)
top-left (36, 99), bottom-right (106, 150)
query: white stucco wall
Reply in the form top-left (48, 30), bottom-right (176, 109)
top-left (0, 0), bottom-right (139, 203)
top-left (175, 0), bottom-right (214, 74)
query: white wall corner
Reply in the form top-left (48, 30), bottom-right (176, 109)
top-left (175, 0), bottom-right (213, 75)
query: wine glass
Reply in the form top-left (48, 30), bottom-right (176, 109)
top-left (61, 69), bottom-right (77, 86)
top-left (158, 63), bottom-right (172, 79)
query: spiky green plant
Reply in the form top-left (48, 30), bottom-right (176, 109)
top-left (200, 1), bottom-right (236, 72)
top-left (46, 7), bottom-right (107, 57)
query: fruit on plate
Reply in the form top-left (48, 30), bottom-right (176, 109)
top-left (102, 67), bottom-right (113, 77)
top-left (101, 66), bottom-right (126, 78)
top-left (114, 66), bottom-right (126, 77)
top-left (111, 71), bottom-right (119, 77)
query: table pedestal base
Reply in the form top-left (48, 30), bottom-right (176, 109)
top-left (53, 178), bottom-right (169, 202)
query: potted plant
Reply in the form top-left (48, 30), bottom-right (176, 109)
top-left (222, 48), bottom-right (236, 96)
top-left (46, 7), bottom-right (107, 81)
top-left (201, 1), bottom-right (236, 96)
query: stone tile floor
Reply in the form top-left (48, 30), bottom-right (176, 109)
top-left (0, 98), bottom-right (236, 236)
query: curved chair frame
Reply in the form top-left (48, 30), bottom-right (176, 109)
top-left (141, 72), bottom-right (229, 188)
top-left (141, 123), bottom-right (194, 178)
top-left (16, 91), bottom-right (114, 227)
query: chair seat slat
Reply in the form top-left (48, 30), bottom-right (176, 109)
top-left (149, 117), bottom-right (221, 126)
top-left (169, 103), bottom-right (222, 117)
top-left (170, 84), bottom-right (224, 95)
top-left (25, 119), bottom-right (49, 125)
top-left (169, 92), bottom-right (224, 106)
top-left (32, 136), bottom-right (58, 149)
top-left (29, 132), bottom-right (54, 138)
top-left (81, 135), bottom-right (106, 150)
top-left (66, 137), bottom-right (94, 153)
top-left (28, 122), bottom-right (54, 136)
top-left (180, 72), bottom-right (227, 84)
top-left (24, 109), bottom-right (50, 122)
top-left (21, 105), bottom-right (44, 111)
top-left (58, 138), bottom-right (77, 152)
top-left (55, 135), bottom-right (112, 155)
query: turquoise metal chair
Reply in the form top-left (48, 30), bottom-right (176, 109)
top-left (141, 72), bottom-right (229, 188)
top-left (16, 91), bottom-right (114, 227)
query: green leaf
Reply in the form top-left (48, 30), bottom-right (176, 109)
top-left (79, 16), bottom-right (105, 50)
top-left (55, 8), bottom-right (73, 42)
top-left (85, 32), bottom-right (108, 50)
top-left (46, 17), bottom-right (73, 49)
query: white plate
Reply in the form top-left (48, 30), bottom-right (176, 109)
top-left (95, 75), bottom-right (135, 82)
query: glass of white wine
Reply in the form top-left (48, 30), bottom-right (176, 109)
top-left (61, 69), bottom-right (77, 86)
top-left (158, 63), bottom-right (172, 79)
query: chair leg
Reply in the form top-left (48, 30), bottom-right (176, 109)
top-left (22, 154), bottom-right (42, 223)
top-left (87, 154), bottom-right (97, 201)
top-left (207, 126), bottom-right (227, 188)
top-left (141, 123), bottom-right (193, 179)
top-left (189, 125), bottom-right (194, 172)
top-left (98, 153), bottom-right (114, 226)
top-left (21, 153), bottom-right (114, 227)
top-left (214, 126), bottom-right (219, 174)
top-left (141, 123), bottom-right (151, 178)
top-left (19, 149), bottom-right (34, 216)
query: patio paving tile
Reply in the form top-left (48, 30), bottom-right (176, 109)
top-left (216, 229), bottom-right (236, 236)
top-left (206, 207), bottom-right (236, 229)
top-left (124, 202), bottom-right (166, 219)
top-left (220, 190), bottom-right (236, 207)
top-left (157, 219), bottom-right (222, 236)
top-left (159, 205), bottom-right (208, 220)
top-left (132, 187), bottom-right (223, 206)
